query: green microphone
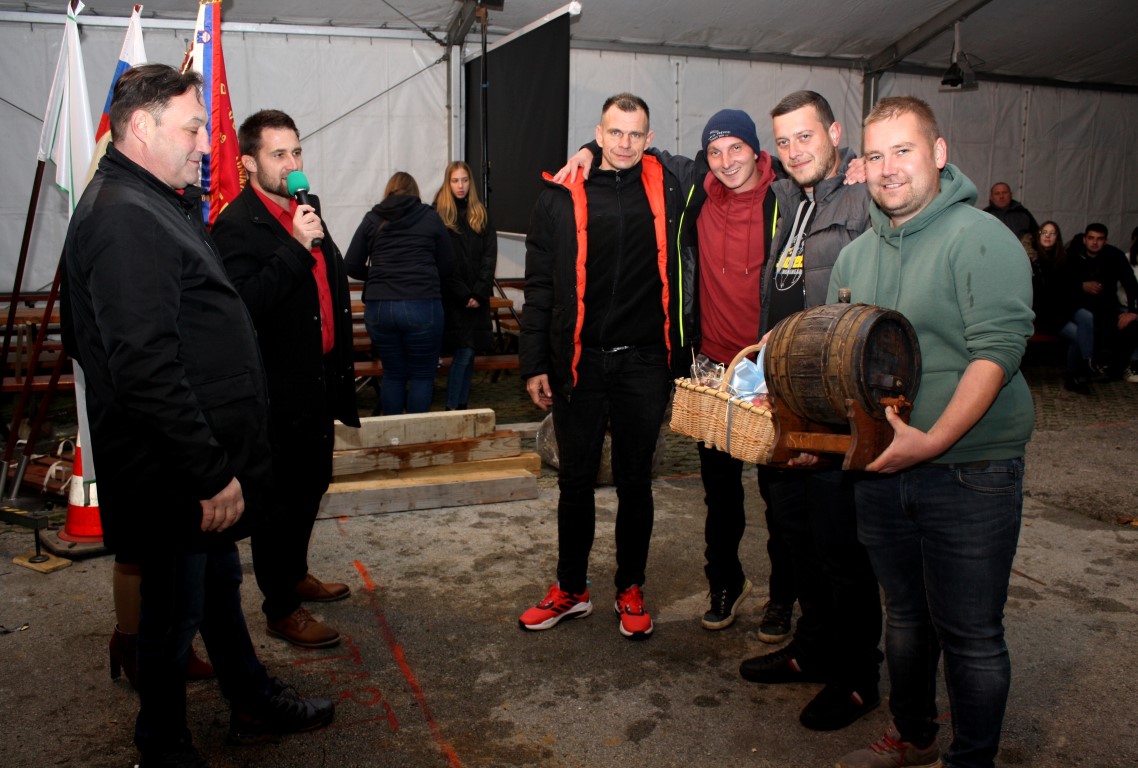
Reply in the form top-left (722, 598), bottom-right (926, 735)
top-left (286, 170), bottom-right (321, 248)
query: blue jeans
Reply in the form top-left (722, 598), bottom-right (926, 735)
top-left (445, 346), bottom-right (476, 409)
top-left (136, 547), bottom-right (271, 755)
top-left (855, 459), bottom-right (1024, 768)
top-left (551, 345), bottom-right (673, 594)
top-left (365, 299), bottom-right (444, 415)
top-left (1060, 308), bottom-right (1094, 372)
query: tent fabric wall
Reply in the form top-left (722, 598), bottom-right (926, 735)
top-left (4, 21), bottom-right (1137, 296)
top-left (2, 21), bottom-right (447, 294)
top-left (880, 72), bottom-right (1138, 247)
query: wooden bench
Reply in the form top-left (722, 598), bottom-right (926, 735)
top-left (354, 355), bottom-right (519, 381)
top-left (1, 374), bottom-right (75, 393)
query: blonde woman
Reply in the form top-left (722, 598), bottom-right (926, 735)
top-left (434, 161), bottom-right (498, 410)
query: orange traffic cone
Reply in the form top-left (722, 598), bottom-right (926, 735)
top-left (59, 441), bottom-right (102, 543)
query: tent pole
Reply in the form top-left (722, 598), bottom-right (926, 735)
top-left (478, 5), bottom-right (490, 205)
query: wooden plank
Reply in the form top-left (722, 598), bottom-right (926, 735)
top-left (497, 421), bottom-right (541, 440)
top-left (334, 409), bottom-right (496, 451)
top-left (353, 355), bottom-right (520, 379)
top-left (1, 374), bottom-right (75, 393)
top-left (332, 430), bottom-right (521, 477)
top-left (318, 468), bottom-right (538, 517)
top-left (333, 452), bottom-right (541, 484)
top-left (12, 551), bottom-right (72, 573)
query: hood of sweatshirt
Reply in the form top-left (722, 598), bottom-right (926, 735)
top-left (372, 194), bottom-right (428, 230)
top-left (702, 150), bottom-right (775, 274)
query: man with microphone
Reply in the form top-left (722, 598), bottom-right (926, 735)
top-left (212, 109), bottom-right (359, 648)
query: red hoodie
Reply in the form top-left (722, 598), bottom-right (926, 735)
top-left (695, 150), bottom-right (775, 364)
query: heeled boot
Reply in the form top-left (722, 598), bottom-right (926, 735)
top-left (109, 625), bottom-right (139, 688)
top-left (186, 646), bottom-right (215, 680)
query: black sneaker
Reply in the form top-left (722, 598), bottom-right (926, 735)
top-left (138, 744), bottom-right (209, 768)
top-left (228, 678), bottom-right (335, 745)
top-left (739, 642), bottom-right (826, 684)
top-left (799, 683), bottom-right (881, 731)
top-left (702, 577), bottom-right (752, 630)
top-left (757, 600), bottom-right (793, 643)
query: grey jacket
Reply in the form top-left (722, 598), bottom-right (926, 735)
top-left (760, 148), bottom-right (870, 333)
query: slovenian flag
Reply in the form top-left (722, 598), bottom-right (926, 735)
top-left (95, 4), bottom-right (147, 142)
top-left (186, 0), bottom-right (244, 227)
top-left (36, 0), bottom-right (94, 215)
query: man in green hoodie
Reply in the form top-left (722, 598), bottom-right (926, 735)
top-left (827, 96), bottom-right (1034, 768)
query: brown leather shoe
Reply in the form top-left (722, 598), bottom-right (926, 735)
top-left (295, 573), bottom-right (350, 603)
top-left (267, 607), bottom-right (341, 648)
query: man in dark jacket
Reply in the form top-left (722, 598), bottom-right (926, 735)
top-left (546, 111), bottom-right (788, 638)
top-left (60, 64), bottom-right (332, 768)
top-left (212, 110), bottom-right (360, 650)
top-left (518, 93), bottom-right (689, 640)
top-left (984, 182), bottom-right (1038, 239)
top-left (738, 91), bottom-right (883, 734)
top-left (1065, 222), bottom-right (1138, 378)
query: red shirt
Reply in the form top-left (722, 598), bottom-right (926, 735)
top-left (251, 185), bottom-right (335, 354)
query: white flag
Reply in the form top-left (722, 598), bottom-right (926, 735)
top-left (37, 0), bottom-right (95, 215)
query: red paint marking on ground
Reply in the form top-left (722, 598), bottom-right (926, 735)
top-left (354, 560), bottom-right (463, 768)
top-left (354, 559), bottom-right (377, 591)
top-left (335, 515), bottom-right (350, 537)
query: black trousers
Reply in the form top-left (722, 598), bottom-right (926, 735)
top-left (135, 547), bottom-right (271, 755)
top-left (698, 442), bottom-right (796, 605)
top-left (252, 418), bottom-right (334, 622)
top-left (552, 346), bottom-right (673, 595)
top-left (761, 466), bottom-right (883, 690)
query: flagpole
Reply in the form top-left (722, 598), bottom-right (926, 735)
top-left (3, 0), bottom-right (93, 499)
top-left (3, 0), bottom-right (83, 431)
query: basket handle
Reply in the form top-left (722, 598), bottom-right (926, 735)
top-left (718, 343), bottom-right (766, 394)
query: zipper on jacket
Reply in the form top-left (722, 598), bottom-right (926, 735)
top-left (598, 172), bottom-right (624, 345)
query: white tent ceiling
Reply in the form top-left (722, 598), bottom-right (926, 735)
top-left (2, 0), bottom-right (1137, 89)
top-left (2, 0), bottom-right (1137, 293)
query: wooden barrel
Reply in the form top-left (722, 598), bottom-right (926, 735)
top-left (763, 303), bottom-right (921, 426)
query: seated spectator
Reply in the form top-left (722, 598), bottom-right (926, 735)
top-left (1031, 221), bottom-right (1074, 336)
top-left (984, 182), bottom-right (1038, 239)
top-left (1065, 223), bottom-right (1138, 387)
top-left (1125, 227), bottom-right (1138, 382)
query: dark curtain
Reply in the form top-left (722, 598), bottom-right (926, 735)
top-left (464, 14), bottom-right (569, 234)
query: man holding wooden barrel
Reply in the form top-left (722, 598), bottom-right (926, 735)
top-left (738, 91), bottom-right (885, 734)
top-left (827, 96), bottom-right (1034, 768)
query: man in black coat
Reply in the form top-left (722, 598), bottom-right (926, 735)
top-left (212, 110), bottom-right (360, 649)
top-left (984, 182), bottom-right (1038, 239)
top-left (1065, 222), bottom-right (1138, 379)
top-left (61, 64), bottom-right (332, 768)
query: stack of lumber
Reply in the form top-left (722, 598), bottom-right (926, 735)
top-left (319, 409), bottom-right (540, 518)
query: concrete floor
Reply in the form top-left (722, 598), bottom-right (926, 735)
top-left (1, 362), bottom-right (1136, 767)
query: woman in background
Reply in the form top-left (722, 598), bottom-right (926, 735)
top-left (1036, 221), bottom-right (1090, 392)
top-left (346, 172), bottom-right (453, 414)
top-left (1031, 220), bottom-right (1072, 337)
top-left (434, 161), bottom-right (498, 410)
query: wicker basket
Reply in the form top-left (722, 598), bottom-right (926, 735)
top-left (669, 343), bottom-right (775, 465)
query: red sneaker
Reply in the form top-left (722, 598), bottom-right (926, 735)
top-left (518, 583), bottom-right (593, 631)
top-left (614, 585), bottom-right (654, 639)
